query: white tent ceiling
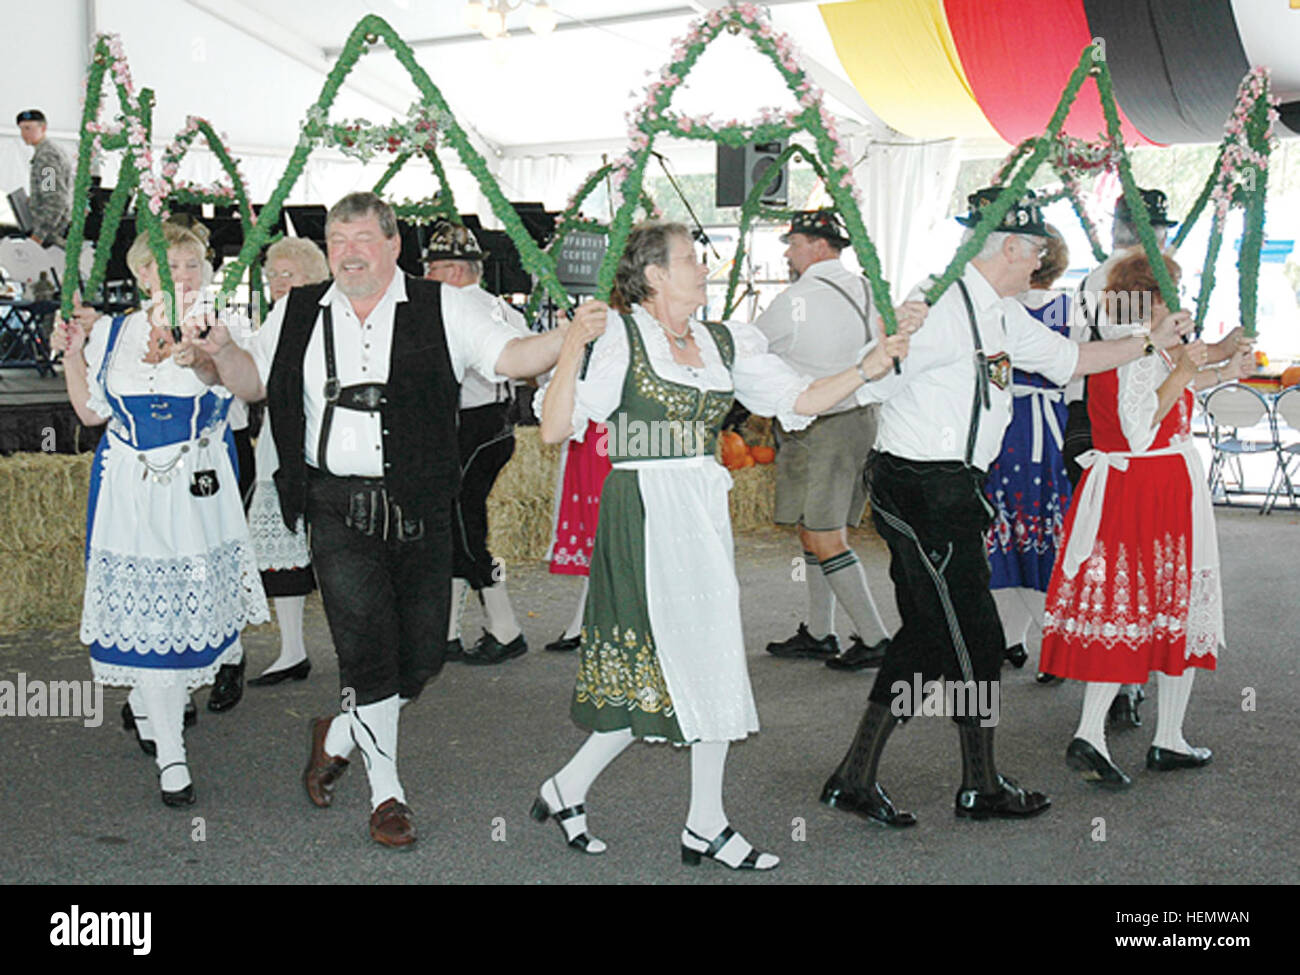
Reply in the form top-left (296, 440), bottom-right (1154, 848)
top-left (2, 0), bottom-right (896, 159)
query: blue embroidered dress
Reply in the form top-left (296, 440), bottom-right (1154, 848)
top-left (985, 290), bottom-right (1073, 592)
top-left (80, 311), bottom-right (268, 688)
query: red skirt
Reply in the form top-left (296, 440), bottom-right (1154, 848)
top-left (1039, 454), bottom-right (1218, 683)
top-left (548, 421), bottom-right (611, 577)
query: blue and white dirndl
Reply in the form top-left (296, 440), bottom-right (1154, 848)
top-left (985, 292), bottom-right (1073, 592)
top-left (80, 313), bottom-right (269, 688)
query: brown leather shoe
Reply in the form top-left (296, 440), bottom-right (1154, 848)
top-left (369, 798), bottom-right (417, 847)
top-left (303, 716), bottom-right (349, 808)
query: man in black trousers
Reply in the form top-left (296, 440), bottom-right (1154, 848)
top-left (820, 189), bottom-right (1192, 828)
top-left (193, 192), bottom-right (593, 847)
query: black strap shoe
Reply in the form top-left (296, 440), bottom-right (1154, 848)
top-left (207, 659), bottom-right (245, 713)
top-left (955, 774), bottom-right (1051, 820)
top-left (462, 630), bottom-right (528, 666)
top-left (820, 773), bottom-right (917, 827)
top-left (248, 658), bottom-right (311, 687)
top-left (680, 825), bottom-right (779, 871)
top-left (766, 623), bottom-right (839, 659)
top-left (1035, 672), bottom-right (1063, 684)
top-left (544, 633), bottom-right (582, 653)
top-left (529, 778), bottom-right (606, 854)
top-left (159, 762), bottom-right (195, 807)
top-left (1066, 737), bottom-right (1132, 790)
top-left (826, 635), bottom-right (890, 671)
top-left (1146, 745), bottom-right (1212, 771)
top-left (121, 701), bottom-right (157, 757)
top-left (444, 639), bottom-right (465, 663)
top-left (1107, 687), bottom-right (1145, 729)
top-left (1004, 643), bottom-right (1028, 668)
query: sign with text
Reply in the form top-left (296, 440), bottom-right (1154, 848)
top-left (555, 232), bottom-right (607, 294)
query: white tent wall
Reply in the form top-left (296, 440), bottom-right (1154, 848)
top-left (852, 135), bottom-right (963, 295)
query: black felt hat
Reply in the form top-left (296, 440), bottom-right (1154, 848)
top-left (15, 109), bottom-right (46, 124)
top-left (780, 209), bottom-right (851, 248)
top-left (1114, 188), bottom-right (1178, 227)
top-left (956, 187), bottom-right (1050, 237)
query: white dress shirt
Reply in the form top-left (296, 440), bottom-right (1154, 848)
top-left (456, 285), bottom-right (532, 410)
top-left (858, 263), bottom-right (1079, 470)
top-left (250, 272), bottom-right (516, 477)
top-left (753, 258), bottom-right (877, 415)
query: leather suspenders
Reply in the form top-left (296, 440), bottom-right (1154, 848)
top-left (317, 304), bottom-right (389, 474)
top-left (318, 305), bottom-right (340, 475)
top-left (316, 304), bottom-right (421, 542)
top-left (955, 279), bottom-right (992, 469)
top-left (820, 275), bottom-right (874, 346)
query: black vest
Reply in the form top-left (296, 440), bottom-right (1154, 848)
top-left (267, 277), bottom-right (460, 528)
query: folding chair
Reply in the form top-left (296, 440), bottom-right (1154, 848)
top-left (1264, 385), bottom-right (1300, 514)
top-left (1201, 383), bottom-right (1278, 510)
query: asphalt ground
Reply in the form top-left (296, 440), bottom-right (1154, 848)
top-left (1, 509), bottom-right (1296, 885)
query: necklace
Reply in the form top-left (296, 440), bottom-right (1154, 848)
top-left (663, 321), bottom-right (690, 350)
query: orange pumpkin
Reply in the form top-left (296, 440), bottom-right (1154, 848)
top-left (1282, 365), bottom-right (1300, 389)
top-left (720, 431), bottom-right (750, 470)
top-left (751, 445), bottom-right (775, 464)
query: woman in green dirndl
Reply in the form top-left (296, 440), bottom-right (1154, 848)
top-left (533, 222), bottom-right (914, 871)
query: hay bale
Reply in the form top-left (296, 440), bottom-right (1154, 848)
top-left (0, 453), bottom-right (93, 632)
top-left (0, 427), bottom-right (780, 632)
top-left (487, 427), bottom-right (562, 563)
top-left (728, 462), bottom-right (776, 531)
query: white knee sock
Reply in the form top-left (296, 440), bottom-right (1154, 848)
top-left (128, 687), bottom-right (155, 745)
top-left (993, 588), bottom-right (1034, 648)
top-left (820, 550), bottom-right (888, 642)
top-left (350, 694), bottom-right (404, 809)
top-left (140, 682), bottom-right (190, 791)
top-left (324, 711), bottom-right (356, 759)
top-left (481, 580), bottom-right (521, 643)
top-left (1153, 670), bottom-right (1196, 752)
top-left (562, 579), bottom-right (589, 640)
top-left (1075, 681), bottom-right (1121, 759)
top-left (550, 728), bottom-right (634, 803)
top-left (803, 550), bottom-right (837, 640)
top-left (683, 741), bottom-right (779, 869)
top-left (261, 596), bottom-right (307, 674)
top-left (686, 740), bottom-right (729, 838)
top-left (448, 578), bottom-right (470, 641)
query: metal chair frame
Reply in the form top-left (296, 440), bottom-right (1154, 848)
top-left (1201, 382), bottom-right (1280, 512)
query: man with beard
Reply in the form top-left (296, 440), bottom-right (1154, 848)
top-left (193, 192), bottom-right (587, 846)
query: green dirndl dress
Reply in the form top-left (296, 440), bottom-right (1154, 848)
top-left (571, 312), bottom-right (741, 743)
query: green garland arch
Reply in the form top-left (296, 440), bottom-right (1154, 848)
top-left (720, 142), bottom-right (830, 319)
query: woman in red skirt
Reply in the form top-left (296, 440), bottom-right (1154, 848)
top-left (1040, 251), bottom-right (1253, 789)
top-left (541, 420), bottom-right (612, 652)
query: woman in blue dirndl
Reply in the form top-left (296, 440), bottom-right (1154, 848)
top-left (985, 225), bottom-right (1072, 667)
top-left (55, 221), bottom-right (268, 806)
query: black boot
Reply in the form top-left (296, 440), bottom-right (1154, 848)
top-left (207, 658), bottom-right (245, 713)
top-left (954, 721), bottom-right (1051, 820)
top-left (820, 701), bottom-right (915, 827)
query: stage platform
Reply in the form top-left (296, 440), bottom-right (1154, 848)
top-left (0, 367), bottom-right (102, 455)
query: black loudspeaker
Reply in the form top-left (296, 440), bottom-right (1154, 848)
top-left (715, 140), bottom-right (788, 207)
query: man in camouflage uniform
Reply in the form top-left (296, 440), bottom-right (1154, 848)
top-left (17, 109), bottom-right (73, 247)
